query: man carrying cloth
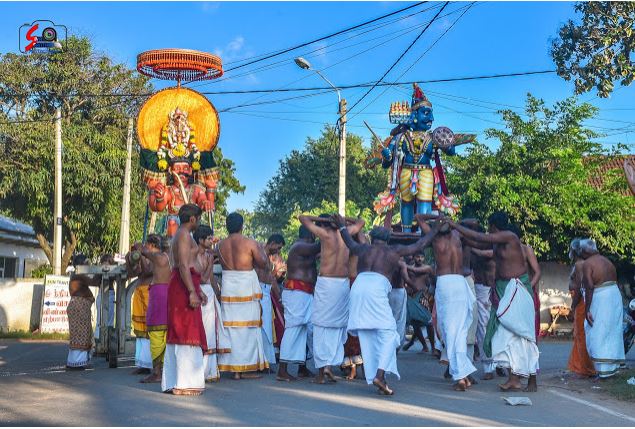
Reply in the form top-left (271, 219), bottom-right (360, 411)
top-left (140, 234), bottom-right (172, 383)
top-left (299, 214), bottom-right (365, 384)
top-left (449, 212), bottom-right (539, 392)
top-left (194, 225), bottom-right (231, 383)
top-left (580, 238), bottom-right (625, 378)
top-left (336, 214), bottom-right (440, 395)
top-left (277, 225), bottom-right (321, 381)
top-left (217, 212), bottom-right (270, 379)
top-left (417, 214), bottom-right (477, 391)
top-left (162, 204), bottom-right (209, 396)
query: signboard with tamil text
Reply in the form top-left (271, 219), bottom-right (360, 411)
top-left (41, 275), bottom-right (70, 333)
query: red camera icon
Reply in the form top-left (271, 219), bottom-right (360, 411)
top-left (19, 20), bottom-right (67, 53)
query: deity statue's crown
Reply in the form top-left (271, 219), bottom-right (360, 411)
top-left (411, 83), bottom-right (432, 110)
top-left (389, 101), bottom-right (411, 124)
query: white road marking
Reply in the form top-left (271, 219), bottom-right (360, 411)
top-left (547, 389), bottom-right (635, 424)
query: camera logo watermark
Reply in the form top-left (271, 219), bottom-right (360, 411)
top-left (19, 20), bottom-right (67, 53)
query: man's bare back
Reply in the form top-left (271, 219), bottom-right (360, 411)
top-left (416, 216), bottom-right (462, 276)
top-left (299, 215), bottom-right (364, 278)
top-left (287, 241), bottom-right (320, 285)
top-left (219, 234), bottom-right (267, 271)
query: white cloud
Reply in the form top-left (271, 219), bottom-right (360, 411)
top-left (201, 2), bottom-right (220, 14)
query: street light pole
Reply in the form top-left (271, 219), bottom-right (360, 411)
top-left (295, 57), bottom-right (346, 216)
top-left (53, 107), bottom-right (63, 275)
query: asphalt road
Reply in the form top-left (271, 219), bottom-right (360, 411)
top-left (0, 339), bottom-right (634, 426)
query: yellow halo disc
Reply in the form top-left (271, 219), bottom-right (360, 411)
top-left (137, 86), bottom-right (220, 152)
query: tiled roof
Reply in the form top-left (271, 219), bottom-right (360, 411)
top-left (586, 155), bottom-right (635, 196)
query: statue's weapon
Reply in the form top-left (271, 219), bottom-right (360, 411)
top-left (171, 171), bottom-right (190, 205)
top-left (364, 121), bottom-right (383, 146)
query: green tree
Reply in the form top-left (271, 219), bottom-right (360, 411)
top-left (551, 2), bottom-right (635, 97)
top-left (0, 36), bottom-right (243, 270)
top-left (254, 126), bottom-right (387, 235)
top-left (445, 94), bottom-right (635, 263)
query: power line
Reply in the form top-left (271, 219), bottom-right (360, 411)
top-left (349, 2), bottom-right (474, 120)
top-left (347, 2), bottom-right (450, 115)
top-left (216, 2), bottom-right (429, 74)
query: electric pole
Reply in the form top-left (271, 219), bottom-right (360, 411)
top-left (338, 99), bottom-right (347, 216)
top-left (53, 107), bottom-right (63, 275)
top-left (118, 118), bottom-right (134, 255)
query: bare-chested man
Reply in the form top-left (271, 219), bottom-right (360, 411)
top-left (217, 212), bottom-right (270, 379)
top-left (255, 234), bottom-right (285, 367)
top-left (458, 220), bottom-right (480, 367)
top-left (140, 234), bottom-right (172, 383)
top-left (402, 253), bottom-right (435, 352)
top-left (162, 204), bottom-right (208, 396)
top-left (449, 211), bottom-right (539, 392)
top-left (580, 238), bottom-right (625, 378)
top-left (336, 214), bottom-right (440, 395)
top-left (277, 225), bottom-right (321, 381)
top-left (299, 214), bottom-right (364, 384)
top-left (416, 214), bottom-right (477, 391)
top-left (194, 225), bottom-right (231, 383)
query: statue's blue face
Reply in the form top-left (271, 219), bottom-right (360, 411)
top-left (409, 106), bottom-right (434, 131)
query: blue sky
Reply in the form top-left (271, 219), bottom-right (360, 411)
top-left (2, 1), bottom-right (634, 212)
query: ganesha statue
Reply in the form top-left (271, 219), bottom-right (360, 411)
top-left (368, 83), bottom-right (475, 232)
top-left (137, 87), bottom-right (222, 237)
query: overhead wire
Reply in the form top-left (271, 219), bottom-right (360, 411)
top-left (346, 2), bottom-right (450, 115)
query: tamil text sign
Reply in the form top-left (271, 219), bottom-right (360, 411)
top-left (41, 275), bottom-right (70, 333)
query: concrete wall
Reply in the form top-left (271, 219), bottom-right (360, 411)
top-left (537, 261), bottom-right (572, 323)
top-left (0, 278), bottom-right (44, 331)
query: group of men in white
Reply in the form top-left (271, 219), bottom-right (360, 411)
top-left (81, 203), bottom-right (624, 397)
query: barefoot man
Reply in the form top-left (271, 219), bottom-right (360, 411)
top-left (194, 225), bottom-right (231, 383)
top-left (449, 212), bottom-right (539, 392)
top-left (581, 238), bottom-right (625, 378)
top-left (402, 254), bottom-right (435, 353)
top-left (130, 244), bottom-right (154, 375)
top-left (417, 214), bottom-right (477, 391)
top-left (217, 212), bottom-right (270, 379)
top-left (336, 215), bottom-right (440, 395)
top-left (162, 204), bottom-right (208, 396)
top-left (277, 225), bottom-right (321, 381)
top-left (140, 234), bottom-right (172, 383)
top-left (299, 214), bottom-right (364, 384)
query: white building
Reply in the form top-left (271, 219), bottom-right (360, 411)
top-left (0, 215), bottom-right (49, 278)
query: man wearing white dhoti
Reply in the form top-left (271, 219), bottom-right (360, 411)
top-left (217, 213), bottom-right (270, 380)
top-left (336, 215), bottom-right (440, 395)
top-left (299, 214), bottom-right (365, 384)
top-left (256, 234), bottom-right (286, 367)
top-left (417, 214), bottom-right (477, 391)
top-left (580, 239), bottom-right (625, 379)
top-left (450, 211), bottom-right (540, 392)
top-left (388, 279), bottom-right (408, 348)
top-left (194, 226), bottom-right (231, 383)
top-left (277, 225), bottom-right (320, 382)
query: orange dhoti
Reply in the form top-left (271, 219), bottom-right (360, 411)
top-left (567, 293), bottom-right (596, 377)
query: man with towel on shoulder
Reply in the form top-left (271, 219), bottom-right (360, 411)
top-left (449, 211), bottom-right (540, 392)
top-left (299, 214), bottom-right (365, 384)
top-left (335, 214), bottom-right (441, 395)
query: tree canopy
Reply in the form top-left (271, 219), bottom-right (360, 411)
top-left (0, 36), bottom-right (243, 270)
top-left (551, 2), bottom-right (635, 97)
top-left (445, 94), bottom-right (635, 263)
top-left (253, 126), bottom-right (387, 235)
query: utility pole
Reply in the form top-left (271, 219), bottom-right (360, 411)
top-left (118, 118), bottom-right (134, 255)
top-left (53, 107), bottom-right (63, 275)
top-left (338, 99), bottom-right (347, 216)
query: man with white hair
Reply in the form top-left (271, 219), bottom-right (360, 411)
top-left (580, 238), bottom-right (625, 378)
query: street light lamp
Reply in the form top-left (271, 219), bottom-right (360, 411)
top-left (294, 57), bottom-right (347, 216)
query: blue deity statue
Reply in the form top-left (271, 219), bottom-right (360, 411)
top-left (371, 83), bottom-right (473, 232)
